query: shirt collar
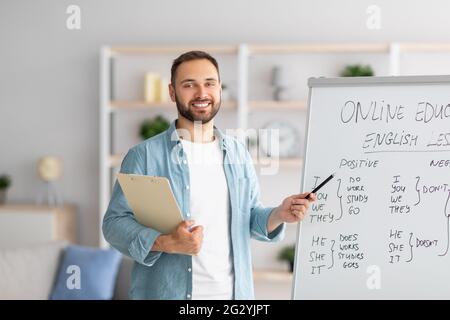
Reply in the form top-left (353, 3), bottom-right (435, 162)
top-left (166, 119), bottom-right (228, 151)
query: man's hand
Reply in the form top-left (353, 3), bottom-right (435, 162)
top-left (152, 220), bottom-right (203, 255)
top-left (267, 193), bottom-right (317, 233)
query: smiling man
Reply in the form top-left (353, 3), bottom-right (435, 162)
top-left (102, 51), bottom-right (316, 300)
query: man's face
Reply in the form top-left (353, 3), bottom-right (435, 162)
top-left (169, 59), bottom-right (221, 124)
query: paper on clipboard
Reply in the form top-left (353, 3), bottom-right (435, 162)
top-left (117, 173), bottom-right (184, 234)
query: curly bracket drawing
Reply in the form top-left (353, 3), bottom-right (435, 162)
top-left (328, 239), bottom-right (335, 269)
top-left (439, 190), bottom-right (450, 257)
top-left (406, 232), bottom-right (414, 263)
top-left (336, 178), bottom-right (344, 221)
top-left (414, 176), bottom-right (421, 206)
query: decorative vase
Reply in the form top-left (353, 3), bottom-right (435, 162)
top-left (271, 65), bottom-right (289, 101)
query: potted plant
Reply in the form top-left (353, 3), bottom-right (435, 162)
top-left (340, 64), bottom-right (374, 77)
top-left (139, 115), bottom-right (170, 140)
top-left (221, 83), bottom-right (231, 101)
top-left (278, 244), bottom-right (295, 272)
top-left (0, 174), bottom-right (11, 205)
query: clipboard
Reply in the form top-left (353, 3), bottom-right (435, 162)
top-left (117, 173), bottom-right (184, 234)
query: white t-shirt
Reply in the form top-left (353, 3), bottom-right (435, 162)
top-left (181, 137), bottom-right (234, 300)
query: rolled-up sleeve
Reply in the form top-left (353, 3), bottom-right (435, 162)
top-left (102, 148), bottom-right (162, 266)
top-left (251, 206), bottom-right (285, 241)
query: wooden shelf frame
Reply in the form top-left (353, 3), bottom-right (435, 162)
top-left (108, 100), bottom-right (237, 111)
top-left (248, 100), bottom-right (307, 110)
top-left (108, 154), bottom-right (303, 169)
top-left (248, 43), bottom-right (390, 54)
top-left (109, 45), bottom-right (238, 55)
top-left (99, 42), bottom-right (450, 247)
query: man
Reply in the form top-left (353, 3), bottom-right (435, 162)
top-left (102, 51), bottom-right (316, 300)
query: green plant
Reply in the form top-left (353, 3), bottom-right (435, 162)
top-left (278, 245), bottom-right (295, 272)
top-left (278, 245), bottom-right (295, 262)
top-left (0, 175), bottom-right (11, 190)
top-left (340, 64), bottom-right (374, 77)
top-left (139, 115), bottom-right (170, 140)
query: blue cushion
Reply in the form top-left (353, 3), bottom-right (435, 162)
top-left (49, 245), bottom-right (122, 300)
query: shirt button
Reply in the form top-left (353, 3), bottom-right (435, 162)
top-left (183, 160), bottom-right (187, 164)
top-left (188, 268), bottom-right (192, 272)
top-left (186, 185), bottom-right (190, 190)
top-left (187, 294), bottom-right (191, 299)
top-left (186, 212), bottom-right (190, 217)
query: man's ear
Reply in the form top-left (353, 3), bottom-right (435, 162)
top-left (169, 83), bottom-right (176, 102)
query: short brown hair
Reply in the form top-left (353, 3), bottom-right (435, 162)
top-left (171, 51), bottom-right (220, 85)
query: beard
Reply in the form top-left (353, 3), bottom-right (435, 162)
top-left (175, 93), bottom-right (221, 124)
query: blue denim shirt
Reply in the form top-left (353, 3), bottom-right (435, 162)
top-left (102, 120), bottom-right (285, 300)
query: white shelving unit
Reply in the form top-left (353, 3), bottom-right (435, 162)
top-left (99, 42), bottom-right (450, 247)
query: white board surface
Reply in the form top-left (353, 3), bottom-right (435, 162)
top-left (293, 75), bottom-right (450, 299)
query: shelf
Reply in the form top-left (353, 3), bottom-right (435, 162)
top-left (108, 43), bottom-right (450, 56)
top-left (249, 100), bottom-right (307, 110)
top-left (249, 43), bottom-right (390, 54)
top-left (398, 43), bottom-right (450, 52)
top-left (253, 270), bottom-right (293, 282)
top-left (0, 204), bottom-right (77, 247)
top-left (109, 100), bottom-right (237, 112)
top-left (0, 204), bottom-right (75, 212)
top-left (109, 154), bottom-right (303, 168)
top-left (110, 100), bottom-right (303, 111)
top-left (109, 45), bottom-right (238, 55)
top-left (110, 100), bottom-right (173, 110)
top-left (253, 157), bottom-right (303, 168)
top-left (109, 154), bottom-right (125, 168)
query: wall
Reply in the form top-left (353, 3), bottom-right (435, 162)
top-left (1, 0), bottom-right (450, 255)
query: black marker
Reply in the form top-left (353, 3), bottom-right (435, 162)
top-left (306, 172), bottom-right (336, 199)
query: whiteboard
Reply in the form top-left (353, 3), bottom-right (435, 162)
top-left (293, 75), bottom-right (450, 299)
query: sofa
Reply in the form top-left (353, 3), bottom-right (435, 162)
top-left (0, 241), bottom-right (133, 300)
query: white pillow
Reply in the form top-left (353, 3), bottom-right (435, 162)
top-left (0, 241), bottom-right (66, 299)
